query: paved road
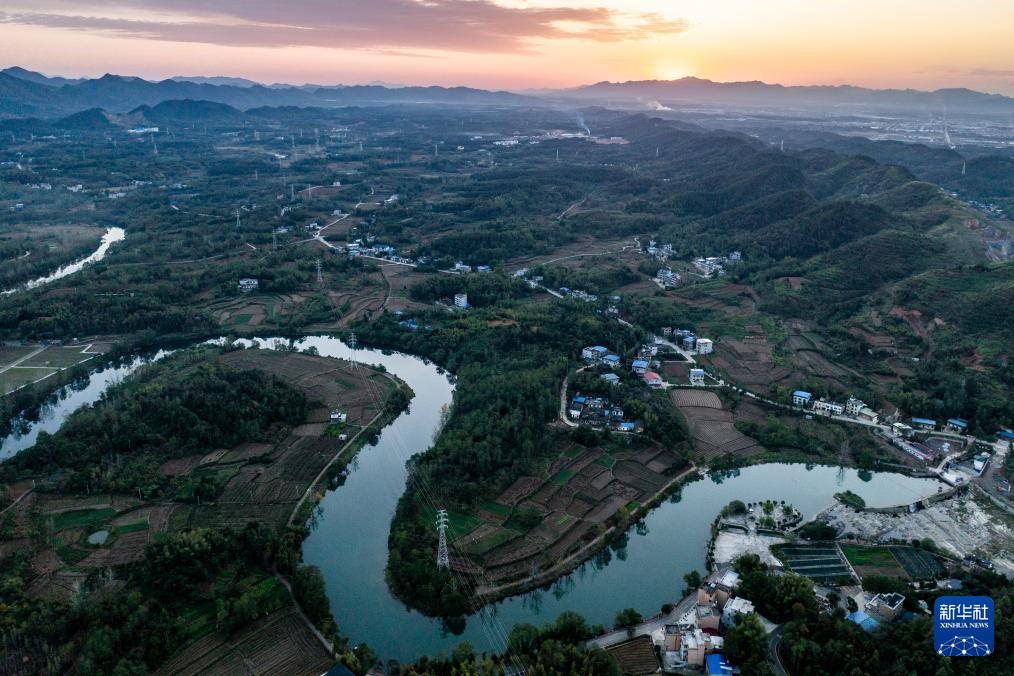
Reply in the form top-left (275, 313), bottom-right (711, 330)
top-left (768, 624), bottom-right (788, 676)
top-left (588, 593), bottom-right (697, 649)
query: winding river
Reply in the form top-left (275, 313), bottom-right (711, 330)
top-left (0, 335), bottom-right (947, 660)
top-left (1, 226), bottom-right (125, 295)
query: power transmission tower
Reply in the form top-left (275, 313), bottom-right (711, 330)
top-left (436, 509), bottom-right (450, 569)
top-left (315, 259), bottom-right (323, 284)
top-left (235, 209), bottom-right (241, 228)
top-left (272, 229), bottom-right (278, 251)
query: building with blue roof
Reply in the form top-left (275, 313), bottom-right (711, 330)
top-left (911, 417), bottom-right (937, 430)
top-left (846, 610), bottom-right (880, 632)
top-left (631, 359), bottom-right (649, 374)
top-left (603, 354), bottom-right (621, 368)
top-left (792, 390), bottom-right (812, 407)
top-left (601, 372), bottom-right (620, 385)
top-left (947, 418), bottom-right (969, 432)
top-left (705, 654), bottom-right (733, 675)
top-left (998, 430), bottom-right (1014, 441)
top-left (572, 396), bottom-right (586, 405)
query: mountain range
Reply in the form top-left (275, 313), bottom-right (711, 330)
top-left (2, 67), bottom-right (1013, 120)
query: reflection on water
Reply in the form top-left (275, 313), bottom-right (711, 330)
top-left (0, 335), bottom-right (948, 662)
top-left (2, 226), bottom-right (125, 295)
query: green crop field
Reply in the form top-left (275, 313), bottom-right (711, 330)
top-left (52, 507), bottom-right (117, 531)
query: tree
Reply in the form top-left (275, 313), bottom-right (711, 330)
top-left (615, 607), bottom-right (642, 628)
top-left (682, 569), bottom-right (703, 596)
top-left (724, 613), bottom-right (771, 675)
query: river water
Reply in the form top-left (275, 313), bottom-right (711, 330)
top-left (0, 334), bottom-right (947, 661)
top-left (1, 226), bottom-right (125, 295)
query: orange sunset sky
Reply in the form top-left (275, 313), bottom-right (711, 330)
top-left (1, 0), bottom-right (1012, 94)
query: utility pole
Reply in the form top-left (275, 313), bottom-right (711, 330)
top-left (436, 509), bottom-right (450, 569)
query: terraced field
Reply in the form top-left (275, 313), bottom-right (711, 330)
top-left (670, 388), bottom-right (765, 462)
top-left (450, 440), bottom-right (688, 585)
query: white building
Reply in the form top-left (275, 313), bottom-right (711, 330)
top-left (453, 261), bottom-right (472, 273)
top-left (812, 399), bottom-right (845, 416)
top-left (721, 597), bottom-right (756, 629)
top-left (656, 267), bottom-right (680, 288)
top-left (845, 397), bottom-right (866, 417)
top-left (454, 293), bottom-right (469, 309)
top-left (690, 368), bottom-right (706, 386)
top-left (696, 338), bottom-right (713, 355)
top-left (237, 278), bottom-right (259, 293)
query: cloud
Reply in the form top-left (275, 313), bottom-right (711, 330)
top-left (0, 1), bottom-right (689, 53)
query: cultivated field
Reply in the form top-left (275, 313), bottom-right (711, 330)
top-left (448, 438), bottom-right (687, 585)
top-left (670, 389), bottom-right (765, 462)
top-left (0, 342), bottom-right (105, 395)
top-left (2, 348), bottom-right (399, 611)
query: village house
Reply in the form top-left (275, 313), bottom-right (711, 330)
top-left (812, 399), bottom-right (845, 416)
top-left (892, 422), bottom-right (914, 438)
top-left (329, 410), bottom-right (347, 425)
top-left (720, 597), bottom-right (755, 629)
top-left (664, 625), bottom-right (723, 669)
top-left (865, 593), bottom-right (905, 622)
top-left (682, 334), bottom-right (697, 350)
top-left (600, 372), bottom-right (620, 386)
top-left (603, 354), bottom-right (621, 369)
top-left (947, 418), bottom-right (969, 433)
top-left (656, 267), bottom-right (681, 288)
top-left (631, 359), bottom-right (649, 374)
top-left (582, 345), bottom-right (610, 363)
top-left (454, 293), bottom-right (469, 309)
top-left (911, 417), bottom-right (937, 431)
top-left (690, 369), bottom-right (706, 386)
top-left (696, 338), bottom-right (714, 355)
top-left (792, 390), bottom-right (812, 407)
top-left (237, 278), bottom-right (259, 293)
top-left (453, 261), bottom-right (472, 273)
top-left (642, 371), bottom-right (664, 389)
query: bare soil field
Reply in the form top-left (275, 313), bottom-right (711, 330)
top-left (670, 389), bottom-right (765, 462)
top-left (709, 336), bottom-right (791, 387)
top-left (456, 439), bottom-right (686, 584)
top-left (155, 606), bottom-right (333, 676)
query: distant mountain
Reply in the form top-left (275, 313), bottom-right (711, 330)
top-left (1, 66), bottom-right (86, 87)
top-left (53, 108), bottom-right (116, 131)
top-left (0, 68), bottom-right (536, 119)
top-left (131, 100), bottom-right (246, 125)
top-left (552, 77), bottom-right (1014, 115)
top-left (170, 75), bottom-right (261, 88)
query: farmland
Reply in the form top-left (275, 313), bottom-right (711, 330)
top-left (0, 346), bottom-right (406, 672)
top-left (0, 342), bottom-right (105, 395)
top-left (442, 436), bottom-right (691, 590)
top-left (670, 388), bottom-right (765, 462)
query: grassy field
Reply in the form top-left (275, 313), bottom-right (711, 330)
top-left (52, 507), bottom-right (117, 531)
top-left (20, 346), bottom-right (98, 369)
top-left (0, 367), bottom-right (58, 394)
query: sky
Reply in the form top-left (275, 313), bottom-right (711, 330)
top-left (1, 0), bottom-right (1013, 94)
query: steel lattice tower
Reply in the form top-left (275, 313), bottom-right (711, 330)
top-left (436, 509), bottom-right (450, 569)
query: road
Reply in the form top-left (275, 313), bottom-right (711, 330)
top-left (768, 624), bottom-right (788, 676)
top-left (557, 367), bottom-right (588, 428)
top-left (588, 593), bottom-right (697, 649)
